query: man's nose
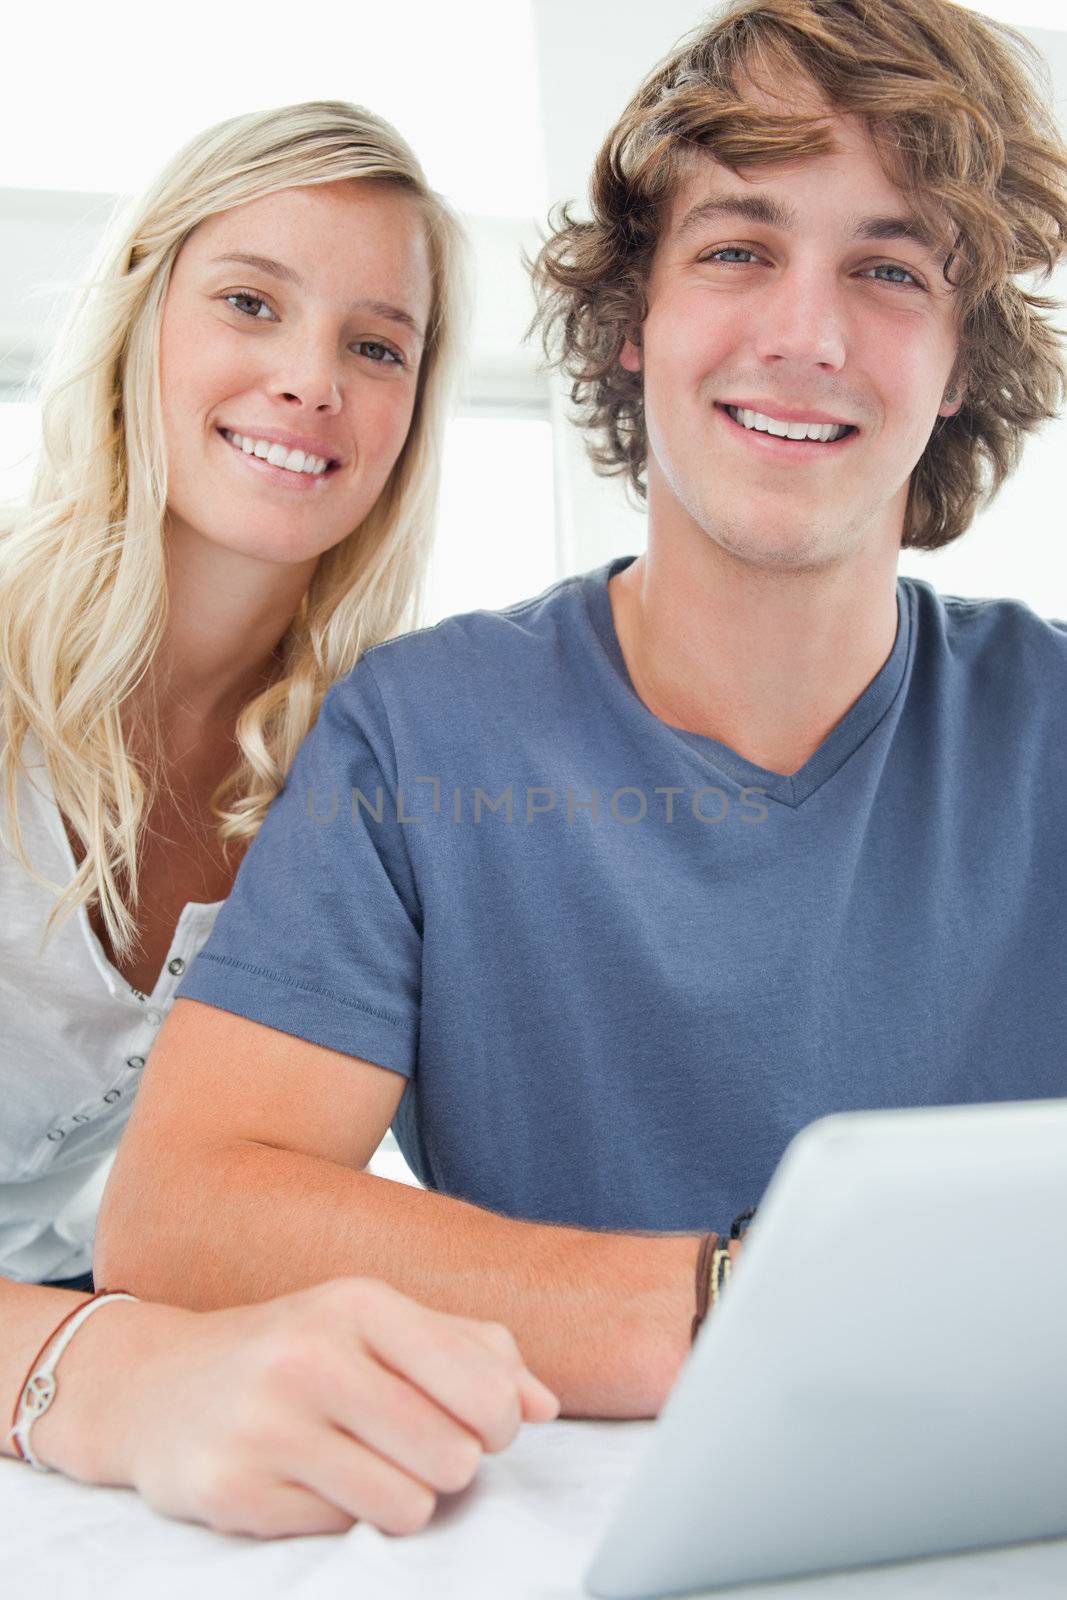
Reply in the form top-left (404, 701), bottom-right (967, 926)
top-left (751, 265), bottom-right (849, 374)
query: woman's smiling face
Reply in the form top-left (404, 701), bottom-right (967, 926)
top-left (158, 180), bottom-right (432, 574)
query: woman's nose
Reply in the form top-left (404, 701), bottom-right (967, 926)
top-left (270, 334), bottom-right (344, 413)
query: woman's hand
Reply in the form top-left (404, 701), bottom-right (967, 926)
top-left (31, 1277), bottom-right (559, 1538)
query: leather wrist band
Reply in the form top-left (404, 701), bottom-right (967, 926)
top-left (691, 1207), bottom-right (759, 1345)
top-left (7, 1290), bottom-right (140, 1471)
top-left (690, 1232), bottom-right (719, 1345)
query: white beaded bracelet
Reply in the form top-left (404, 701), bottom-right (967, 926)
top-left (7, 1292), bottom-right (139, 1472)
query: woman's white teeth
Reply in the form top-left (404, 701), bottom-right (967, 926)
top-left (725, 406), bottom-right (849, 443)
top-left (223, 430), bottom-right (329, 475)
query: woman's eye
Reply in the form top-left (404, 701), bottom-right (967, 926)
top-left (225, 291), bottom-right (276, 320)
top-left (355, 340), bottom-right (403, 366)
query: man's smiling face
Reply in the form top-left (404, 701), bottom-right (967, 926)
top-left (621, 98), bottom-right (964, 572)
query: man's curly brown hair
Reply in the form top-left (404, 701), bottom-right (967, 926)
top-left (532, 0), bottom-right (1067, 550)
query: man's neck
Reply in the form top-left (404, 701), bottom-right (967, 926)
top-left (607, 519), bottom-right (901, 779)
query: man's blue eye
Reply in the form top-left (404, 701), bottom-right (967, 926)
top-left (701, 250), bottom-right (922, 289)
top-left (705, 248), bottom-right (758, 264)
top-left (869, 263), bottom-right (920, 287)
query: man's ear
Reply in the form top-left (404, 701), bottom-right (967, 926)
top-left (619, 334), bottom-right (642, 374)
top-left (938, 377), bottom-right (965, 418)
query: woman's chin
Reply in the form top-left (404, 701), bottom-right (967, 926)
top-left (166, 515), bottom-right (344, 570)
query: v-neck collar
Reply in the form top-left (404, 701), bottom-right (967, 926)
top-left (583, 555), bottom-right (915, 810)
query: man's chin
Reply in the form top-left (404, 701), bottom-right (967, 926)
top-left (700, 518), bottom-right (854, 574)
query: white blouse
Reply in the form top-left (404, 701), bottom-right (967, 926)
top-left (0, 733), bottom-right (221, 1282)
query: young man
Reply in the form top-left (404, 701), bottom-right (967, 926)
top-left (98, 0), bottom-right (1067, 1418)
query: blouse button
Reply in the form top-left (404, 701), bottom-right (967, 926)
top-left (72, 1114), bottom-right (90, 1124)
top-left (146, 1008), bottom-right (163, 1027)
top-left (46, 1129), bottom-right (65, 1142)
top-left (167, 957), bottom-right (186, 977)
top-left (103, 1090), bottom-right (121, 1104)
top-left (126, 1055), bottom-right (146, 1070)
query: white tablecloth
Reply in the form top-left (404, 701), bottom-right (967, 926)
top-left (4, 1419), bottom-right (1067, 1599)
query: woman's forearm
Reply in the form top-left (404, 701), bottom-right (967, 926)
top-left (0, 1276), bottom-right (176, 1481)
top-left (0, 1279), bottom-right (92, 1464)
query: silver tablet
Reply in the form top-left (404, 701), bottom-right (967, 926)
top-left (586, 1098), bottom-right (1067, 1598)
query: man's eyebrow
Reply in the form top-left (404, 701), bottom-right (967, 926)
top-left (674, 194), bottom-right (945, 260)
top-left (208, 252), bottom-right (425, 338)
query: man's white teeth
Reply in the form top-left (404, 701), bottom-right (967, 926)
top-left (725, 406), bottom-right (850, 443)
top-left (222, 430), bottom-right (329, 475)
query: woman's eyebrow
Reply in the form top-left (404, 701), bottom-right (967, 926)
top-left (675, 194), bottom-right (946, 263)
top-left (208, 251), bottom-right (425, 338)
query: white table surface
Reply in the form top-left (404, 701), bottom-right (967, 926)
top-left (4, 1418), bottom-right (1067, 1600)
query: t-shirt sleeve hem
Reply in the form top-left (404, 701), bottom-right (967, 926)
top-left (176, 952), bottom-right (416, 1079)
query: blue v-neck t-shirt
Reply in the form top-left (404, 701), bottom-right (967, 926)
top-left (179, 557), bottom-right (1067, 1230)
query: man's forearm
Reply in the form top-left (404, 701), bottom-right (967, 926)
top-left (96, 1141), bottom-right (701, 1417)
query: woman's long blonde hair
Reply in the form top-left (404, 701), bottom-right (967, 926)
top-left (0, 101), bottom-right (467, 959)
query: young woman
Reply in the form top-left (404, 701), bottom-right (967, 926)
top-left (0, 101), bottom-right (557, 1539)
